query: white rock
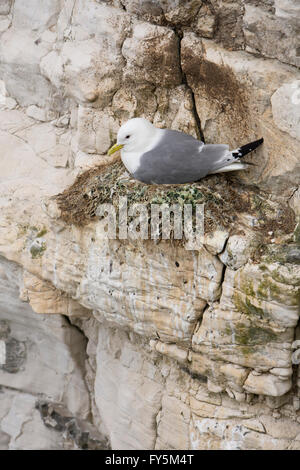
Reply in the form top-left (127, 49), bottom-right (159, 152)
top-left (243, 3), bottom-right (299, 68)
top-left (275, 0), bottom-right (300, 20)
top-left (153, 85), bottom-right (199, 138)
top-left (94, 327), bottom-right (164, 449)
top-left (151, 340), bottom-right (188, 364)
top-left (156, 395), bottom-right (191, 450)
top-left (40, 51), bottom-right (64, 90)
top-left (40, 29), bottom-right (56, 44)
top-left (293, 397), bottom-right (300, 411)
top-left (203, 230), bottom-right (229, 256)
top-left (0, 0), bottom-right (11, 15)
top-left (270, 367), bottom-right (293, 377)
top-left (26, 105), bottom-right (57, 122)
top-left (12, 0), bottom-right (61, 32)
top-left (0, 392), bottom-right (62, 450)
top-left (0, 81), bottom-right (17, 110)
top-left (0, 28), bottom-right (53, 107)
top-left (243, 419), bottom-right (266, 434)
top-left (207, 379), bottom-right (224, 393)
top-left (59, 39), bottom-right (122, 105)
top-left (244, 372), bottom-right (292, 396)
top-left (220, 363), bottom-right (249, 386)
top-left (0, 257), bottom-right (90, 418)
top-left (122, 22), bottom-right (181, 87)
top-left (226, 263), bottom-right (300, 328)
top-left (53, 114), bottom-right (70, 128)
top-left (271, 81), bottom-right (300, 141)
top-left (0, 79), bottom-right (8, 98)
top-left (219, 233), bottom-right (259, 270)
top-left (194, 4), bottom-right (215, 38)
top-left (0, 15), bottom-right (11, 32)
top-left (1, 97), bottom-right (17, 110)
top-left (72, 0), bottom-right (130, 46)
top-left (76, 106), bottom-right (119, 154)
top-left (289, 187), bottom-right (300, 216)
top-left (0, 339), bottom-right (5, 365)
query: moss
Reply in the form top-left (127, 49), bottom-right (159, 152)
top-left (256, 277), bottom-right (284, 302)
top-left (30, 242), bottom-right (46, 259)
top-left (36, 228), bottom-right (47, 238)
top-left (55, 160), bottom-right (296, 247)
top-left (241, 346), bottom-right (253, 357)
top-left (17, 224), bottom-right (29, 238)
top-left (262, 264), bottom-right (300, 290)
top-left (233, 292), bottom-right (265, 319)
top-left (224, 319), bottom-right (278, 357)
top-left (259, 264), bottom-right (268, 272)
top-left (241, 279), bottom-right (255, 297)
top-left (234, 321), bottom-right (278, 346)
top-left (56, 161), bottom-right (234, 233)
top-left (251, 194), bottom-right (273, 214)
top-left (18, 225), bottom-right (48, 240)
top-left (263, 244), bottom-right (300, 266)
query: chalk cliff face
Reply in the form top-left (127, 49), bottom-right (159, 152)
top-left (0, 0), bottom-right (299, 450)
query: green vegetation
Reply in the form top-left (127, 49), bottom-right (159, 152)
top-left (30, 241), bottom-right (47, 259)
top-left (36, 228), bottom-right (47, 238)
top-left (56, 160), bottom-right (296, 243)
top-left (233, 292), bottom-right (265, 319)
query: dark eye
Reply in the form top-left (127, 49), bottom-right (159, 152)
top-left (125, 135), bottom-right (130, 139)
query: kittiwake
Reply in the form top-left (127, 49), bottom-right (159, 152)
top-left (108, 118), bottom-right (263, 184)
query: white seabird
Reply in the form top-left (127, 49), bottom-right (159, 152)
top-left (108, 118), bottom-right (263, 184)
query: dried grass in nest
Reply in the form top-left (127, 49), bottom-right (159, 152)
top-left (56, 160), bottom-right (295, 240)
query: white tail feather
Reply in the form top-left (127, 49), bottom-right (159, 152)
top-left (209, 163), bottom-right (247, 174)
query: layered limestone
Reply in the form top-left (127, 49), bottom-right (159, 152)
top-left (0, 0), bottom-right (299, 450)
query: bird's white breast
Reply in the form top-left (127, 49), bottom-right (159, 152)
top-left (121, 129), bottom-right (164, 175)
top-left (121, 151), bottom-right (143, 174)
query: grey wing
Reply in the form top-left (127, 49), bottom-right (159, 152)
top-left (133, 129), bottom-right (230, 184)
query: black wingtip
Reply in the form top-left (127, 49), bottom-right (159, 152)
top-left (233, 137), bottom-right (264, 159)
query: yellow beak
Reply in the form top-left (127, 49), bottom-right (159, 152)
top-left (108, 143), bottom-right (124, 156)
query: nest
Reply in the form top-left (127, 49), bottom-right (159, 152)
top-left (56, 160), bottom-right (295, 239)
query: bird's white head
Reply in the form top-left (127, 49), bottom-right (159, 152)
top-left (108, 118), bottom-right (158, 155)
